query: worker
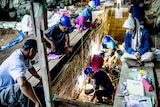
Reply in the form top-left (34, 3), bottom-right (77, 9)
top-left (102, 35), bottom-right (116, 51)
top-left (75, 1), bottom-right (95, 31)
top-left (0, 39), bottom-right (43, 107)
top-left (44, 15), bottom-right (72, 55)
top-left (121, 17), bottom-right (154, 68)
top-left (129, 0), bottom-right (146, 28)
top-left (90, 50), bottom-right (105, 72)
top-left (84, 67), bottom-right (114, 103)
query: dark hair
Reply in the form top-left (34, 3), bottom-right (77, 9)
top-left (89, 71), bottom-right (94, 74)
top-left (23, 39), bottom-right (37, 51)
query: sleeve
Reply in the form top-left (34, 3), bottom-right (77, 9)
top-left (88, 10), bottom-right (92, 22)
top-left (44, 27), bottom-right (54, 38)
top-left (93, 79), bottom-right (99, 91)
top-left (125, 33), bottom-right (135, 54)
top-left (138, 30), bottom-right (150, 55)
top-left (85, 8), bottom-right (92, 22)
top-left (9, 61), bottom-right (26, 81)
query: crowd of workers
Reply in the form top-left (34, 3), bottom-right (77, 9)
top-left (0, 0), bottom-right (154, 106)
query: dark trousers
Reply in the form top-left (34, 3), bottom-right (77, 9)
top-left (0, 84), bottom-right (46, 107)
top-left (95, 90), bottom-right (113, 102)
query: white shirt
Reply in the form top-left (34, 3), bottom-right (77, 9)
top-left (0, 49), bottom-right (32, 90)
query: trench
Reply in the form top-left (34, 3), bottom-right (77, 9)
top-left (49, 7), bottom-right (128, 107)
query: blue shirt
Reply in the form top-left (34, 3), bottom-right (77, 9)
top-left (124, 28), bottom-right (150, 55)
top-left (77, 6), bottom-right (92, 22)
top-left (0, 49), bottom-right (32, 90)
top-left (44, 24), bottom-right (69, 45)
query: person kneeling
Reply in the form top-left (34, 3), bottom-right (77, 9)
top-left (84, 67), bottom-right (114, 103)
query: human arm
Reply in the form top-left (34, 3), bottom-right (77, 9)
top-left (43, 34), bottom-right (56, 52)
top-left (138, 30), bottom-right (151, 55)
top-left (124, 33), bottom-right (135, 54)
top-left (17, 77), bottom-right (42, 107)
top-left (28, 67), bottom-right (41, 80)
top-left (65, 34), bottom-right (72, 52)
top-left (87, 10), bottom-right (92, 23)
top-left (90, 92), bottom-right (96, 101)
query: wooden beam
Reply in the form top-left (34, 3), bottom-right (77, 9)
top-left (29, 1), bottom-right (53, 107)
top-left (54, 98), bottom-right (113, 107)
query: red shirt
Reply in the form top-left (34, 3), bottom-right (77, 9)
top-left (90, 54), bottom-right (104, 72)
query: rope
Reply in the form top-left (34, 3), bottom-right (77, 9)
top-left (45, 94), bottom-right (57, 103)
top-left (34, 3), bottom-right (41, 18)
top-left (33, 0), bottom-right (47, 18)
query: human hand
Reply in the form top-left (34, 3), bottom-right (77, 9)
top-left (35, 102), bottom-right (42, 107)
top-left (134, 52), bottom-right (141, 59)
top-left (67, 46), bottom-right (72, 52)
top-left (51, 42), bottom-right (56, 52)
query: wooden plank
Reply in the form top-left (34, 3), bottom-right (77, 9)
top-left (55, 98), bottom-right (113, 107)
top-left (26, 31), bottom-right (80, 80)
top-left (113, 63), bottom-right (157, 106)
top-left (30, 1), bottom-right (53, 107)
top-left (27, 29), bottom-right (90, 86)
top-left (27, 9), bottom-right (103, 86)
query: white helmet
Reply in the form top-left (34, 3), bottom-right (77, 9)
top-left (123, 17), bottom-right (135, 29)
top-left (88, 1), bottom-right (95, 8)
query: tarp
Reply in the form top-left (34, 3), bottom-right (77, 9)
top-left (0, 30), bottom-right (26, 52)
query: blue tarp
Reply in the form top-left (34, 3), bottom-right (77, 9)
top-left (0, 30), bottom-right (26, 52)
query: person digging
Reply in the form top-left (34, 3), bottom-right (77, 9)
top-left (84, 67), bottom-right (114, 104)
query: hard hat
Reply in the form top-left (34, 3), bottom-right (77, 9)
top-left (60, 16), bottom-right (72, 28)
top-left (84, 67), bottom-right (92, 75)
top-left (102, 35), bottom-right (111, 43)
top-left (88, 1), bottom-right (95, 8)
top-left (122, 17), bottom-right (135, 29)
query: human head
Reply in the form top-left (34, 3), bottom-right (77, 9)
top-left (59, 15), bottom-right (72, 32)
top-left (84, 67), bottom-right (94, 79)
top-left (99, 50), bottom-right (105, 57)
top-left (123, 17), bottom-right (135, 33)
top-left (22, 39), bottom-right (37, 59)
top-left (88, 1), bottom-right (96, 9)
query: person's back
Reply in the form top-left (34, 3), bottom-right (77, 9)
top-left (78, 7), bottom-right (92, 21)
top-left (94, 69), bottom-right (113, 92)
top-left (90, 54), bottom-right (104, 72)
top-left (0, 49), bottom-right (25, 90)
top-left (129, 1), bottom-right (146, 25)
